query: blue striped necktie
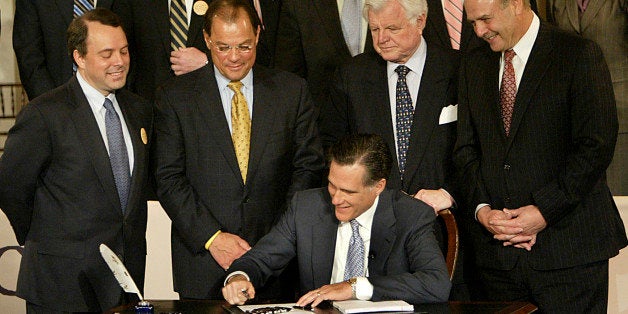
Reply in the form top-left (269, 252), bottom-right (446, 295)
top-left (104, 98), bottom-right (131, 213)
top-left (73, 0), bottom-right (94, 18)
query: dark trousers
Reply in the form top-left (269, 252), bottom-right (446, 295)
top-left (480, 258), bottom-right (609, 313)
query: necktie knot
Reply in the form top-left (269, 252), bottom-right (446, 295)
top-left (350, 219), bottom-right (360, 233)
top-left (395, 65), bottom-right (410, 78)
top-left (504, 49), bottom-right (516, 63)
top-left (103, 98), bottom-right (114, 111)
top-left (228, 81), bottom-right (244, 92)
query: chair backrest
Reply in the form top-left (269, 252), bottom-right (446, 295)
top-left (437, 209), bottom-right (459, 280)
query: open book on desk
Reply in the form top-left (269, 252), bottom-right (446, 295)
top-left (333, 300), bottom-right (414, 314)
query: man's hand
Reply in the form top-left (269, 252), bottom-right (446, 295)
top-left (414, 189), bottom-right (453, 214)
top-left (296, 282), bottom-right (353, 308)
top-left (497, 205), bottom-right (547, 250)
top-left (222, 275), bottom-right (255, 305)
top-left (477, 205), bottom-right (520, 236)
top-left (208, 232), bottom-right (251, 270)
top-left (170, 47), bottom-right (208, 75)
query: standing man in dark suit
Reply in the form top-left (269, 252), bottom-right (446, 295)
top-left (322, 0), bottom-right (475, 300)
top-left (222, 134), bottom-right (451, 306)
top-left (455, 0), bottom-right (627, 311)
top-left (112, 0), bottom-right (279, 101)
top-left (274, 0), bottom-right (375, 111)
top-left (546, 0), bottom-right (627, 195)
top-left (423, 0), bottom-right (484, 52)
top-left (0, 9), bottom-right (152, 312)
top-left (152, 0), bottom-right (325, 300)
top-left (13, 0), bottom-right (113, 100)
top-left (112, 0), bottom-right (210, 101)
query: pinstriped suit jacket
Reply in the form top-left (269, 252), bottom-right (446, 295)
top-left (454, 23), bottom-right (627, 270)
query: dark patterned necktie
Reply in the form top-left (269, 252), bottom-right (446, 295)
top-left (170, 0), bottom-right (188, 50)
top-left (500, 49), bottom-right (516, 136)
top-left (104, 98), bottom-right (130, 213)
top-left (395, 65), bottom-right (413, 175)
top-left (344, 219), bottom-right (365, 280)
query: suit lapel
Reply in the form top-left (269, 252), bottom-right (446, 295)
top-left (117, 91), bottom-right (146, 217)
top-left (57, 0), bottom-right (74, 26)
top-left (403, 46), bottom-right (448, 186)
top-left (366, 58), bottom-right (402, 184)
top-left (312, 202), bottom-right (338, 288)
top-left (479, 49), bottom-right (506, 142)
top-left (246, 67), bottom-right (276, 185)
top-left (507, 25), bottom-right (553, 149)
top-left (579, 0), bottom-right (604, 32)
top-left (565, 0), bottom-right (581, 33)
top-left (368, 191), bottom-right (396, 275)
top-left (188, 6), bottom-right (206, 47)
top-left (67, 78), bottom-right (122, 214)
top-left (314, 0), bottom-right (353, 58)
top-left (195, 67), bottom-right (244, 183)
top-left (426, 0), bottom-right (451, 48)
top-left (152, 0), bottom-right (172, 54)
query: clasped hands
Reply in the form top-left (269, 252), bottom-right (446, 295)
top-left (208, 232), bottom-right (251, 270)
top-left (477, 205), bottom-right (547, 251)
top-left (223, 276), bottom-right (352, 306)
top-left (170, 47), bottom-right (208, 76)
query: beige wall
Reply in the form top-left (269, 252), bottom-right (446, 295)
top-left (0, 0), bottom-right (20, 84)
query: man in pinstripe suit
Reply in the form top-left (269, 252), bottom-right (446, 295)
top-left (454, 0), bottom-right (627, 311)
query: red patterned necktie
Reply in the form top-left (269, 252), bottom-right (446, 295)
top-left (500, 49), bottom-right (516, 136)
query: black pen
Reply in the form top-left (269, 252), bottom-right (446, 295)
top-left (241, 288), bottom-right (251, 300)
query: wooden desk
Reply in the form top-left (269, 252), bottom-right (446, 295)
top-left (107, 300), bottom-right (537, 314)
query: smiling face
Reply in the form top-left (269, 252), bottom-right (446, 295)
top-left (74, 21), bottom-right (129, 96)
top-left (465, 0), bottom-right (527, 52)
top-left (204, 8), bottom-right (259, 81)
top-left (327, 161), bottom-right (386, 222)
top-left (367, 0), bottom-right (425, 64)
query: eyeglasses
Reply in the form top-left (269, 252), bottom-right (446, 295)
top-left (209, 40), bottom-right (254, 54)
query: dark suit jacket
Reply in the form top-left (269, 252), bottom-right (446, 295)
top-left (153, 64), bottom-right (325, 298)
top-left (230, 188), bottom-right (451, 303)
top-left (274, 0), bottom-right (375, 109)
top-left (252, 0), bottom-right (282, 67)
top-left (423, 0), bottom-right (484, 53)
top-left (454, 23), bottom-right (627, 270)
top-left (323, 45), bottom-right (459, 195)
top-left (13, 0), bottom-right (113, 100)
top-left (0, 76), bottom-right (152, 312)
top-left (112, 0), bottom-right (209, 101)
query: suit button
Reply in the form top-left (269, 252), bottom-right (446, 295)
top-left (503, 164), bottom-right (511, 170)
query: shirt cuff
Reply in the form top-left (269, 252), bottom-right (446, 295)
top-left (204, 230), bottom-right (222, 251)
top-left (475, 203), bottom-right (490, 221)
top-left (355, 277), bottom-right (373, 300)
top-left (224, 271), bottom-right (250, 286)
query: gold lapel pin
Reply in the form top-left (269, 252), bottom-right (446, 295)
top-left (193, 0), bottom-right (209, 16)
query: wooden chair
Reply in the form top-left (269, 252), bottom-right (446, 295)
top-left (437, 209), bottom-right (459, 280)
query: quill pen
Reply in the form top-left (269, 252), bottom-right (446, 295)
top-left (99, 243), bottom-right (144, 301)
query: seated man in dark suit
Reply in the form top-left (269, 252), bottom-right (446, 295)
top-left (222, 134), bottom-right (451, 306)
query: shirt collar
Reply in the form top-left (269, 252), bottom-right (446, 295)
top-left (214, 66), bottom-right (254, 91)
top-left (76, 71), bottom-right (115, 109)
top-left (387, 37), bottom-right (427, 78)
top-left (508, 14), bottom-right (540, 65)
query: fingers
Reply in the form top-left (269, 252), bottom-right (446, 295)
top-left (222, 281), bottom-right (254, 305)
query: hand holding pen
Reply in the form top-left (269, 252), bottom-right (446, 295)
top-left (222, 275), bottom-right (255, 305)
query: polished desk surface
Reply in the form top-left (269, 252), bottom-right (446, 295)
top-left (106, 300), bottom-right (537, 314)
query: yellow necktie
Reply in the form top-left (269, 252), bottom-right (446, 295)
top-left (228, 81), bottom-right (251, 183)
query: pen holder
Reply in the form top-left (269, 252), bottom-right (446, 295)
top-left (135, 300), bottom-right (154, 313)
